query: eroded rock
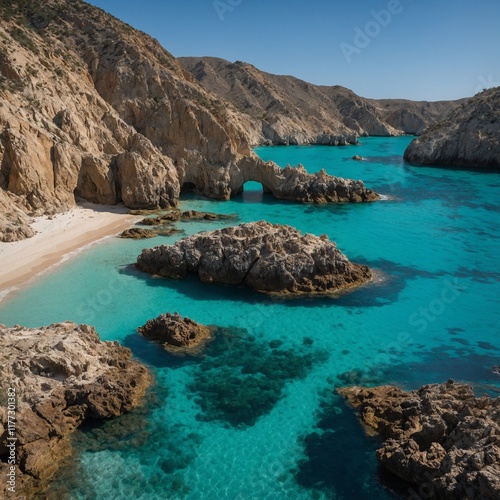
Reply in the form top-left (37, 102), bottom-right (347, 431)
top-left (0, 322), bottom-right (151, 498)
top-left (136, 221), bottom-right (372, 296)
top-left (339, 381), bottom-right (500, 499)
top-left (138, 312), bottom-right (212, 356)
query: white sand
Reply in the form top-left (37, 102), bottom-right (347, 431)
top-left (0, 203), bottom-right (139, 299)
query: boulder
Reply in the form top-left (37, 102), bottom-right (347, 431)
top-left (138, 312), bottom-right (212, 355)
top-left (136, 221), bottom-right (372, 296)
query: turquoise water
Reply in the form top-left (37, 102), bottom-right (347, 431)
top-left (1, 137), bottom-right (499, 499)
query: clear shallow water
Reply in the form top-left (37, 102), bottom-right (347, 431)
top-left (1, 137), bottom-right (500, 499)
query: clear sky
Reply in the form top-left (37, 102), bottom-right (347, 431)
top-left (87, 0), bottom-right (500, 101)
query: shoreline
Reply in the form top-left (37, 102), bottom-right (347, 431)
top-left (0, 203), bottom-right (139, 301)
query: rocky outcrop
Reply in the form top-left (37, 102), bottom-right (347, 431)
top-left (0, 1), bottom-right (381, 241)
top-left (0, 322), bottom-right (151, 498)
top-left (138, 312), bottom-right (212, 355)
top-left (225, 158), bottom-right (379, 203)
top-left (139, 209), bottom-right (238, 226)
top-left (404, 87), bottom-right (500, 169)
top-left (179, 57), bottom-right (461, 145)
top-left (136, 221), bottom-right (372, 296)
top-left (339, 381), bottom-right (500, 499)
top-left (118, 226), bottom-right (180, 239)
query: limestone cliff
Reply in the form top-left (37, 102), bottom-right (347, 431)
top-left (0, 0), bottom-right (382, 242)
top-left (404, 87), bottom-right (500, 169)
top-left (0, 322), bottom-right (151, 498)
top-left (179, 57), bottom-right (461, 145)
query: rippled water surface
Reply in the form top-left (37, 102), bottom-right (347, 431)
top-left (1, 137), bottom-right (499, 499)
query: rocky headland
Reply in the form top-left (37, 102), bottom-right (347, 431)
top-left (0, 322), bottom-right (151, 498)
top-left (138, 312), bottom-right (213, 356)
top-left (339, 381), bottom-right (500, 499)
top-left (136, 221), bottom-right (372, 296)
top-left (179, 56), bottom-right (461, 145)
top-left (0, 0), bottom-right (382, 242)
top-left (404, 87), bottom-right (500, 169)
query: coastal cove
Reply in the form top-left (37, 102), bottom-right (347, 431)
top-left (1, 137), bottom-right (499, 498)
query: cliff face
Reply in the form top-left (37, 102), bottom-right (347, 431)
top-left (404, 87), bottom-right (500, 169)
top-left (0, 0), bottom-right (385, 242)
top-left (0, 0), bottom-right (259, 240)
top-left (179, 57), bottom-right (461, 146)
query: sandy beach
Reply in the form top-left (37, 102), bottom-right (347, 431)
top-left (0, 203), bottom-right (139, 300)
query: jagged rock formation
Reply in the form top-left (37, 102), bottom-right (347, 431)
top-left (138, 312), bottom-right (212, 356)
top-left (179, 57), bottom-right (461, 145)
top-left (0, 322), bottom-right (151, 498)
top-left (0, 1), bottom-right (380, 242)
top-left (136, 221), bottom-right (372, 296)
top-left (404, 87), bottom-right (500, 169)
top-left (217, 158), bottom-right (379, 203)
top-left (339, 381), bottom-right (500, 499)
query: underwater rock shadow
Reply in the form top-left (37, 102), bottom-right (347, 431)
top-left (122, 331), bottom-right (200, 369)
top-left (121, 256), bottom-right (449, 310)
top-left (294, 393), bottom-right (401, 499)
top-left (120, 264), bottom-right (273, 305)
top-left (333, 339), bottom-right (500, 396)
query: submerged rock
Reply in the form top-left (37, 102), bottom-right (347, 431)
top-left (338, 381), bottom-right (500, 499)
top-left (119, 227), bottom-right (157, 239)
top-left (136, 221), bottom-right (372, 296)
top-left (119, 226), bottom-right (181, 239)
top-left (138, 210), bottom-right (237, 226)
top-left (0, 322), bottom-right (151, 498)
top-left (138, 312), bottom-right (212, 356)
top-left (187, 326), bottom-right (327, 427)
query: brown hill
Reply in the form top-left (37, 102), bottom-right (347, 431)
top-left (179, 56), bottom-right (461, 146)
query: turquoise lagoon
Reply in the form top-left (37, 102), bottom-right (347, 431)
top-left (1, 137), bottom-right (499, 499)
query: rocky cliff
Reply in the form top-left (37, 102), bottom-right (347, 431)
top-left (179, 57), bottom-right (461, 146)
top-left (0, 0), bottom-right (381, 242)
top-left (404, 87), bottom-right (500, 169)
top-left (136, 220), bottom-right (372, 296)
top-left (339, 381), bottom-right (500, 499)
top-left (0, 322), bottom-right (151, 498)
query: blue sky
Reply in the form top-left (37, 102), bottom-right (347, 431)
top-left (87, 0), bottom-right (500, 101)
